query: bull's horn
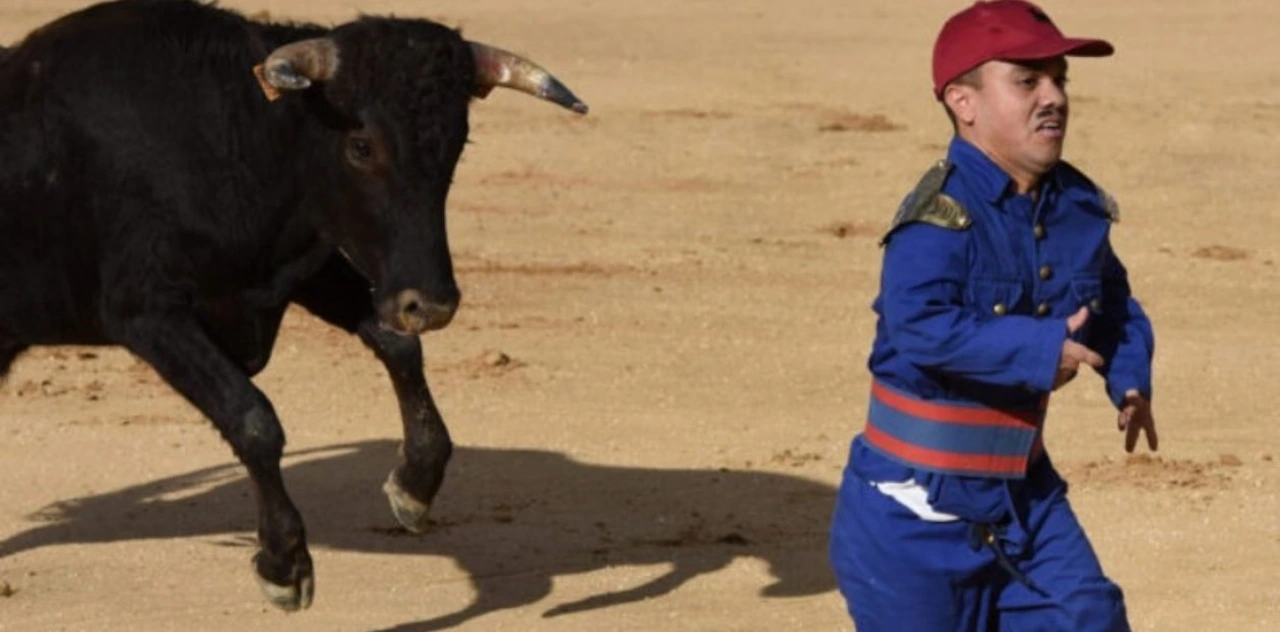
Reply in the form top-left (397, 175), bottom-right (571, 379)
top-left (262, 38), bottom-right (340, 92)
top-left (469, 42), bottom-right (588, 115)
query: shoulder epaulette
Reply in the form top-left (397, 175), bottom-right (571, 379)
top-left (1058, 160), bottom-right (1119, 223)
top-left (880, 160), bottom-right (971, 246)
top-left (1099, 187), bottom-right (1120, 223)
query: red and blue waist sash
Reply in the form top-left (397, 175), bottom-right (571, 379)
top-left (863, 380), bottom-right (1047, 479)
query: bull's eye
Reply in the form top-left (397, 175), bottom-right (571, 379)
top-left (346, 135), bottom-right (374, 167)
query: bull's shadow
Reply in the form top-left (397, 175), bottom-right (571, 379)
top-left (0, 440), bottom-right (837, 630)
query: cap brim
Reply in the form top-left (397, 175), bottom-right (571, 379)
top-left (1001, 37), bottom-right (1114, 61)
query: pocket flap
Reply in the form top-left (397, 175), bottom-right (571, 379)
top-left (970, 279), bottom-right (1025, 316)
top-left (1071, 278), bottom-right (1104, 314)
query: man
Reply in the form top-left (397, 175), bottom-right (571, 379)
top-left (828, 1), bottom-right (1157, 630)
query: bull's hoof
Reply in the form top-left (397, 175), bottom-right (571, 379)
top-left (382, 470), bottom-right (432, 533)
top-left (252, 552), bottom-right (314, 612)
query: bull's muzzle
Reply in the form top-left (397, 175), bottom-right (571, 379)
top-left (381, 289), bottom-right (457, 334)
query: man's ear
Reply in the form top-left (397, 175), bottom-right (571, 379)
top-left (945, 83), bottom-right (977, 127)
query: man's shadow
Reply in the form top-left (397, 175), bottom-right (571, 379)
top-left (0, 440), bottom-right (838, 630)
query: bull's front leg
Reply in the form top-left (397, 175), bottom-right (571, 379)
top-left (288, 254), bottom-right (452, 533)
top-left (358, 322), bottom-right (452, 533)
top-left (111, 314), bottom-right (314, 611)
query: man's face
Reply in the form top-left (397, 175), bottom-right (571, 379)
top-left (952, 57), bottom-right (1070, 189)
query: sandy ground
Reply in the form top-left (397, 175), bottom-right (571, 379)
top-left (1, 0), bottom-right (1278, 630)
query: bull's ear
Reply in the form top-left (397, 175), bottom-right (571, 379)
top-left (468, 41), bottom-right (588, 114)
top-left (254, 38), bottom-right (340, 100)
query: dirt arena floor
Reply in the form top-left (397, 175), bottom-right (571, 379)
top-left (1, 0), bottom-right (1277, 630)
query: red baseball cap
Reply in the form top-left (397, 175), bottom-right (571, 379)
top-left (932, 0), bottom-right (1113, 99)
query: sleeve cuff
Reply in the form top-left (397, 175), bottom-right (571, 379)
top-left (1024, 319), bottom-right (1068, 393)
top-left (1107, 375), bottom-right (1152, 409)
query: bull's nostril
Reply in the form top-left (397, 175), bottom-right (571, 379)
top-left (396, 290), bottom-right (428, 319)
top-left (388, 289), bottom-right (455, 333)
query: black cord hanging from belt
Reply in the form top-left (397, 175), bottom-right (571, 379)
top-left (969, 523), bottom-right (1046, 596)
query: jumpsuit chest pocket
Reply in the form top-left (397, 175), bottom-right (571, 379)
top-left (968, 279), bottom-right (1026, 318)
top-left (1070, 278), bottom-right (1104, 314)
top-left (1070, 278), bottom-right (1104, 340)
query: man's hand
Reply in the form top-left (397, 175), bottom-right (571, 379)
top-left (1054, 307), bottom-right (1104, 390)
top-left (1119, 389), bottom-right (1158, 453)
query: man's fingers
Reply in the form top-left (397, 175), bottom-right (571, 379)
top-left (1081, 348), bottom-right (1104, 368)
top-left (1125, 417), bottom-right (1141, 452)
top-left (1120, 403), bottom-right (1157, 453)
top-left (1065, 341), bottom-right (1105, 369)
top-left (1066, 306), bottom-right (1090, 334)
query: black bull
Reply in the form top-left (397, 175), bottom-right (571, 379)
top-left (0, 0), bottom-right (587, 611)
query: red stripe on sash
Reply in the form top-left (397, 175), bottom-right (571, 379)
top-left (871, 381), bottom-right (1043, 428)
top-left (863, 425), bottom-right (1033, 477)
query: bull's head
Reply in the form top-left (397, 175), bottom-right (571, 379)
top-left (255, 18), bottom-right (586, 335)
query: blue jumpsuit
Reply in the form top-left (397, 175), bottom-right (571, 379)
top-left (829, 136), bottom-right (1154, 631)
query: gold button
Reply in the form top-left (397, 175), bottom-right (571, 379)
top-left (1037, 302), bottom-right (1050, 316)
top-left (1034, 224), bottom-right (1045, 240)
top-left (1039, 265), bottom-right (1052, 280)
top-left (1089, 298), bottom-right (1101, 312)
top-left (993, 303), bottom-right (1008, 316)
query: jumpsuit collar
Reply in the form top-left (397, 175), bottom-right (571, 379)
top-left (946, 136), bottom-right (1064, 206)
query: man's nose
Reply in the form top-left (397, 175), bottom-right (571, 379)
top-left (1040, 80), bottom-right (1067, 108)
